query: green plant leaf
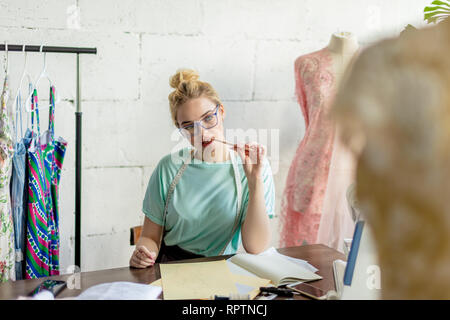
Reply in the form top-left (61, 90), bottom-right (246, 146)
top-left (431, 0), bottom-right (450, 7)
top-left (425, 11), bottom-right (450, 23)
top-left (425, 10), bottom-right (450, 17)
top-left (424, 0), bottom-right (450, 23)
top-left (400, 24), bottom-right (418, 37)
top-left (424, 5), bottom-right (450, 12)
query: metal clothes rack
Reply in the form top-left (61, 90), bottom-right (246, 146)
top-left (0, 44), bottom-right (97, 269)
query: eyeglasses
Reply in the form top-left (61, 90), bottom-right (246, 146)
top-left (178, 104), bottom-right (220, 138)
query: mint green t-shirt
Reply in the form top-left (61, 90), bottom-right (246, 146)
top-left (142, 148), bottom-right (275, 257)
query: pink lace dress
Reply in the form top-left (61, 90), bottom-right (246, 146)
top-left (280, 48), bottom-right (337, 247)
top-left (316, 125), bottom-right (357, 252)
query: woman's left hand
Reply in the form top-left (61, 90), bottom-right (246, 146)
top-left (235, 142), bottom-right (266, 183)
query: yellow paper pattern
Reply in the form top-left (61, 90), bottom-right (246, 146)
top-left (230, 274), bottom-right (272, 299)
top-left (159, 260), bottom-right (238, 300)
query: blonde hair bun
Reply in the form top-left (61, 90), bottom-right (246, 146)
top-left (168, 68), bottom-right (221, 127)
top-left (169, 69), bottom-right (200, 89)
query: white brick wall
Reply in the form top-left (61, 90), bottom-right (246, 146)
top-left (0, 0), bottom-right (431, 273)
top-left (141, 35), bottom-right (256, 101)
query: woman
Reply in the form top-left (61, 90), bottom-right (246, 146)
top-left (129, 69), bottom-right (275, 268)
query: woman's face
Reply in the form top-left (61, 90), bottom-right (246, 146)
top-left (177, 96), bottom-right (226, 155)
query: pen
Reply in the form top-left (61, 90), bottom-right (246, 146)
top-left (213, 139), bottom-right (252, 156)
top-left (212, 294), bottom-right (250, 300)
top-left (259, 287), bottom-right (294, 297)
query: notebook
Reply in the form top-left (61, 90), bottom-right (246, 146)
top-left (229, 252), bottom-right (322, 286)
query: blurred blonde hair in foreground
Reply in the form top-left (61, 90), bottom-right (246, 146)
top-left (333, 19), bottom-right (450, 299)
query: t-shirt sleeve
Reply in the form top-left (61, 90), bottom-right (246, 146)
top-left (142, 162), bottom-right (166, 226)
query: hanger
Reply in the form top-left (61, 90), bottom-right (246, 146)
top-left (3, 41), bottom-right (8, 76)
top-left (13, 45), bottom-right (34, 138)
top-left (14, 46), bottom-right (34, 106)
top-left (25, 44), bottom-right (57, 112)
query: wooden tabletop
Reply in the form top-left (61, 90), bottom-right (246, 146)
top-left (0, 244), bottom-right (345, 300)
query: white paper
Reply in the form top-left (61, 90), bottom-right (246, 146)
top-left (31, 290), bottom-right (55, 300)
top-left (227, 247), bottom-right (319, 279)
top-left (230, 252), bottom-right (322, 286)
top-left (333, 259), bottom-right (347, 296)
top-left (226, 259), bottom-right (257, 277)
top-left (259, 247), bottom-right (319, 273)
top-left (76, 282), bottom-right (162, 300)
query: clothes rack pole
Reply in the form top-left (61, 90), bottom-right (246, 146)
top-left (0, 44), bottom-right (96, 54)
top-left (0, 44), bottom-right (97, 270)
top-left (75, 53), bottom-right (83, 270)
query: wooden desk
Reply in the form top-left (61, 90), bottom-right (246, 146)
top-left (0, 244), bottom-right (345, 300)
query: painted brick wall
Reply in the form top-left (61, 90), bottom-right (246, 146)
top-left (0, 0), bottom-right (430, 273)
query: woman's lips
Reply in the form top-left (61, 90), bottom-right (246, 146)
top-left (202, 140), bottom-right (213, 148)
top-left (202, 137), bottom-right (215, 148)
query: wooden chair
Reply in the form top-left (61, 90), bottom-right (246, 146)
top-left (130, 225), bottom-right (142, 246)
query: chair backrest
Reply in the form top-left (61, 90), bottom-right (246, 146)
top-left (130, 225), bottom-right (142, 246)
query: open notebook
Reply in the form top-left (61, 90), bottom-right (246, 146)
top-left (229, 252), bottom-right (322, 286)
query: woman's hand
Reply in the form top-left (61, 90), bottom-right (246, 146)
top-left (235, 142), bottom-right (266, 183)
top-left (129, 245), bottom-right (157, 268)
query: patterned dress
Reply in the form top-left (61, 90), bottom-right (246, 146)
top-left (11, 85), bottom-right (32, 280)
top-left (41, 87), bottom-right (67, 275)
top-left (25, 90), bottom-right (50, 278)
top-left (279, 48), bottom-right (337, 247)
top-left (25, 87), bottom-right (66, 279)
top-left (0, 76), bottom-right (16, 282)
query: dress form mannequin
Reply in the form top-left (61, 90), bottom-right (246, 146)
top-left (316, 32), bottom-right (361, 252)
top-left (280, 31), bottom-right (359, 248)
top-left (332, 19), bottom-right (450, 299)
top-left (327, 32), bottom-right (359, 84)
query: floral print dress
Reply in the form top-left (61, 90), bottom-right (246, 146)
top-left (279, 48), bottom-right (337, 247)
top-left (0, 75), bottom-right (15, 282)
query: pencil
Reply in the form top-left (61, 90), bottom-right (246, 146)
top-left (213, 138), bottom-right (251, 156)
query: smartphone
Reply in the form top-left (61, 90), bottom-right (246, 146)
top-left (29, 280), bottom-right (67, 297)
top-left (287, 282), bottom-right (328, 300)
